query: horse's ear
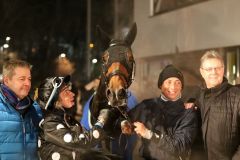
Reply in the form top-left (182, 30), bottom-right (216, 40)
top-left (124, 22), bottom-right (137, 46)
top-left (96, 25), bottom-right (111, 51)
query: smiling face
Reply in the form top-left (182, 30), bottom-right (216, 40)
top-left (200, 58), bottom-right (224, 88)
top-left (58, 86), bottom-right (75, 108)
top-left (3, 67), bottom-right (31, 100)
top-left (160, 77), bottom-right (182, 101)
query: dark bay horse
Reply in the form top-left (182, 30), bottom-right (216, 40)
top-left (89, 23), bottom-right (137, 138)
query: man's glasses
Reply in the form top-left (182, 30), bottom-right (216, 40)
top-left (201, 66), bottom-right (223, 72)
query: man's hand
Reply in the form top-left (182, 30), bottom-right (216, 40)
top-left (184, 102), bottom-right (194, 109)
top-left (184, 103), bottom-right (198, 110)
top-left (96, 109), bottom-right (110, 126)
top-left (121, 120), bottom-right (133, 135)
top-left (133, 122), bottom-right (152, 139)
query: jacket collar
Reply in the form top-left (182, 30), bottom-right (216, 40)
top-left (160, 92), bottom-right (181, 102)
top-left (202, 77), bottom-right (229, 98)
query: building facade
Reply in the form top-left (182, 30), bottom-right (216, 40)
top-left (130, 0), bottom-right (240, 101)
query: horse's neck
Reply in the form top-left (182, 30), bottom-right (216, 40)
top-left (90, 76), bottom-right (108, 118)
top-left (95, 77), bottom-right (107, 102)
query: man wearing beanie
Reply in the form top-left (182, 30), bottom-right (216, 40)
top-left (129, 64), bottom-right (198, 160)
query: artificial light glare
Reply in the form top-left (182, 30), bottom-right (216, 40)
top-left (60, 53), bottom-right (66, 58)
top-left (6, 37), bottom-right (11, 41)
top-left (92, 58), bottom-right (97, 64)
top-left (233, 65), bottom-right (236, 74)
top-left (3, 44), bottom-right (9, 48)
top-left (89, 43), bottom-right (94, 48)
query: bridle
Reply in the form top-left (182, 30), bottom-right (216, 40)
top-left (101, 40), bottom-right (135, 89)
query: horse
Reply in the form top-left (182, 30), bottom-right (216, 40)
top-left (82, 23), bottom-right (137, 141)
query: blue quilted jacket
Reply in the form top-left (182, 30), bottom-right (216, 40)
top-left (0, 92), bottom-right (42, 160)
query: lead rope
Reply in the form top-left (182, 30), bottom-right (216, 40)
top-left (116, 105), bottom-right (132, 150)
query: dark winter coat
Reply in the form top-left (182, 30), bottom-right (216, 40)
top-left (129, 97), bottom-right (198, 160)
top-left (38, 108), bottom-right (120, 160)
top-left (197, 78), bottom-right (240, 160)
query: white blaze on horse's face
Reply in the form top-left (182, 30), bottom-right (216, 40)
top-left (106, 62), bottom-right (129, 107)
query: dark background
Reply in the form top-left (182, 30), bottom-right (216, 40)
top-left (0, 0), bottom-right (116, 88)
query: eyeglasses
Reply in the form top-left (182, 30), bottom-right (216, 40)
top-left (201, 66), bottom-right (223, 72)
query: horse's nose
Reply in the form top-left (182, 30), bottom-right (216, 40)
top-left (116, 88), bottom-right (127, 100)
top-left (106, 87), bottom-right (127, 107)
top-left (106, 88), bottom-right (127, 100)
top-left (106, 88), bottom-right (113, 99)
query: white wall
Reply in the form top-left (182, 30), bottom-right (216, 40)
top-left (133, 0), bottom-right (240, 58)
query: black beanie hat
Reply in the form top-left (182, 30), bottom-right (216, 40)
top-left (158, 65), bottom-right (184, 88)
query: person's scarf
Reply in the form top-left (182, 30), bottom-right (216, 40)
top-left (0, 84), bottom-right (32, 114)
top-left (160, 93), bottom-right (185, 127)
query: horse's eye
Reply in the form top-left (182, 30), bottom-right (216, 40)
top-left (102, 52), bottom-right (109, 64)
top-left (126, 51), bottom-right (134, 62)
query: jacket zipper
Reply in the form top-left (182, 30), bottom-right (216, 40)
top-left (21, 115), bottom-right (26, 160)
top-left (0, 94), bottom-right (27, 159)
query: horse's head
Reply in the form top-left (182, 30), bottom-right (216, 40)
top-left (97, 23), bottom-right (137, 107)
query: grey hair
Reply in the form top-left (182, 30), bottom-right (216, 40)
top-left (3, 59), bottom-right (32, 79)
top-left (200, 50), bottom-right (224, 67)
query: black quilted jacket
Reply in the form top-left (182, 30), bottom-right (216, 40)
top-left (129, 97), bottom-right (198, 160)
top-left (197, 78), bottom-right (240, 160)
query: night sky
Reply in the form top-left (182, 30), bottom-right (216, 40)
top-left (0, 0), bottom-right (86, 44)
top-left (0, 0), bottom-right (115, 87)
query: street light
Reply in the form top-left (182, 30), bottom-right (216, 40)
top-left (89, 43), bottom-right (94, 48)
top-left (6, 37), bottom-right (11, 41)
top-left (92, 58), bottom-right (97, 64)
top-left (3, 44), bottom-right (9, 49)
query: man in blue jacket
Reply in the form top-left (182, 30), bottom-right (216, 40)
top-left (0, 59), bottom-right (42, 160)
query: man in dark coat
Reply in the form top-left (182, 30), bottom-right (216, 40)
top-left (197, 50), bottom-right (240, 160)
top-left (129, 65), bottom-right (198, 160)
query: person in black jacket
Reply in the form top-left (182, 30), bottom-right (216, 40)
top-left (129, 65), bottom-right (198, 160)
top-left (197, 50), bottom-right (240, 160)
top-left (36, 75), bottom-right (121, 160)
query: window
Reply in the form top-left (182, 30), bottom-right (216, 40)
top-left (150, 0), bottom-right (210, 16)
top-left (225, 47), bottom-right (240, 84)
